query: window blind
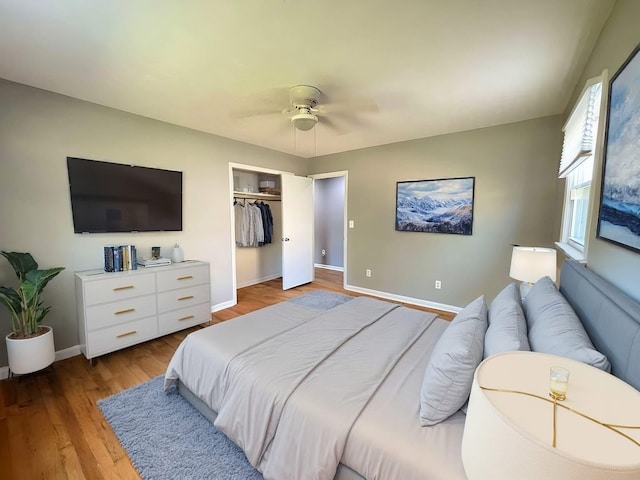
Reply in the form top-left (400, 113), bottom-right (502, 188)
top-left (558, 81), bottom-right (602, 178)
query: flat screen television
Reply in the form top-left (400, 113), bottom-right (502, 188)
top-left (67, 157), bottom-right (183, 233)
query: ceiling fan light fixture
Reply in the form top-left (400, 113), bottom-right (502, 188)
top-left (291, 111), bottom-right (318, 131)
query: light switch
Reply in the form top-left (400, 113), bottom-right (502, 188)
top-left (349, 220), bottom-right (354, 228)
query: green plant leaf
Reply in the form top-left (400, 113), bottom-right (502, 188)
top-left (0, 251), bottom-right (38, 281)
top-left (24, 267), bottom-right (65, 295)
top-left (0, 286), bottom-right (22, 314)
top-left (1, 254), bottom-right (63, 336)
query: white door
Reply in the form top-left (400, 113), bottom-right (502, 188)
top-left (281, 175), bottom-right (314, 289)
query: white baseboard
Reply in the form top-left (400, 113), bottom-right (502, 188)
top-left (344, 284), bottom-right (462, 314)
top-left (212, 299), bottom-right (236, 313)
top-left (56, 345), bottom-right (81, 362)
top-left (314, 263), bottom-right (344, 272)
top-left (236, 273), bottom-right (281, 289)
top-left (0, 344), bottom-right (83, 380)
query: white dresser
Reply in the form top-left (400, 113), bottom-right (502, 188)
top-left (75, 261), bottom-right (211, 361)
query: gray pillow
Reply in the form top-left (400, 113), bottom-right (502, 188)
top-left (484, 283), bottom-right (530, 358)
top-left (523, 276), bottom-right (611, 372)
top-left (420, 295), bottom-right (488, 426)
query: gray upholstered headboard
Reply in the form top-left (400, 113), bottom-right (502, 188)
top-left (559, 259), bottom-right (640, 391)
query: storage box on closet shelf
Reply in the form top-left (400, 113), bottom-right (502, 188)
top-left (259, 180), bottom-right (279, 195)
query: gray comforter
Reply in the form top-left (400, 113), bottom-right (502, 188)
top-left (212, 297), bottom-right (437, 480)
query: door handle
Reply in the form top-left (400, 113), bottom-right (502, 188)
top-left (282, 237), bottom-right (290, 242)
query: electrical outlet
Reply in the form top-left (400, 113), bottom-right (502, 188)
top-left (321, 249), bottom-right (326, 256)
top-left (435, 280), bottom-right (442, 289)
top-left (366, 269), bottom-right (372, 277)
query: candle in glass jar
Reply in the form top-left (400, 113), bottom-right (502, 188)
top-left (549, 366), bottom-right (570, 401)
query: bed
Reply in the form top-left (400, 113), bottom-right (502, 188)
top-left (164, 260), bottom-right (640, 480)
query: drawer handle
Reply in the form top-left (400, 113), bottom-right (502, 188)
top-left (116, 330), bottom-right (137, 338)
top-left (178, 295), bottom-right (194, 301)
top-left (113, 285), bottom-right (134, 291)
top-left (114, 308), bottom-right (136, 315)
top-left (178, 315), bottom-right (195, 321)
top-left (177, 275), bottom-right (193, 281)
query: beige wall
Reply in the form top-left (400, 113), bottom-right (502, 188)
top-left (0, 79), bottom-right (305, 366)
top-left (308, 116), bottom-right (563, 307)
top-left (561, 0), bottom-right (640, 301)
top-left (9, 1), bottom-right (638, 366)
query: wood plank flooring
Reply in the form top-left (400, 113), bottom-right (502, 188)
top-left (0, 269), bottom-right (453, 479)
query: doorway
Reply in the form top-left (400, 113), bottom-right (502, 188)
top-left (309, 171), bottom-right (348, 288)
top-left (229, 163), bottom-right (315, 304)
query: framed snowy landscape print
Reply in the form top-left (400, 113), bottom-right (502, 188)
top-left (597, 43), bottom-right (640, 253)
top-left (395, 177), bottom-right (475, 235)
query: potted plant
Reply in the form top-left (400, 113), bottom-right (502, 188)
top-left (0, 251), bottom-right (64, 375)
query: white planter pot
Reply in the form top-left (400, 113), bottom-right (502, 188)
top-left (6, 326), bottom-right (55, 375)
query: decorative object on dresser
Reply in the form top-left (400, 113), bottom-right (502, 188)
top-left (171, 243), bottom-right (184, 263)
top-left (0, 251), bottom-right (64, 375)
top-left (462, 351), bottom-right (640, 479)
top-left (75, 261), bottom-right (210, 362)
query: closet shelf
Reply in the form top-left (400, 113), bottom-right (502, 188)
top-left (233, 191), bottom-right (281, 201)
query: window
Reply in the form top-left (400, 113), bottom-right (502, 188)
top-left (558, 77), bottom-right (603, 260)
top-left (565, 155), bottom-right (593, 249)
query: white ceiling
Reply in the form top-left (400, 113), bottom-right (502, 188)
top-left (0, 1), bottom-right (615, 158)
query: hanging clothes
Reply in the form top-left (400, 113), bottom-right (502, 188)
top-left (249, 201), bottom-right (264, 246)
top-left (255, 201), bottom-right (274, 245)
top-left (234, 201), bottom-right (250, 247)
top-left (234, 199), bottom-right (272, 247)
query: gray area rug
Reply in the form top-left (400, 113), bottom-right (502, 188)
top-left (98, 290), bottom-right (353, 480)
top-left (99, 375), bottom-right (262, 480)
top-left (289, 289), bottom-right (353, 310)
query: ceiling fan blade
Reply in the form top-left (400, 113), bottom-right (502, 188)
top-left (320, 116), bottom-right (350, 135)
top-left (315, 97), bottom-right (379, 115)
top-left (230, 107), bottom-right (283, 119)
top-left (230, 86), bottom-right (291, 118)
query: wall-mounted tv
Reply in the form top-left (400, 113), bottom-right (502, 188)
top-left (67, 157), bottom-right (183, 233)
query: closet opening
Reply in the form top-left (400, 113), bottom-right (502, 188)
top-left (229, 163), bottom-right (315, 305)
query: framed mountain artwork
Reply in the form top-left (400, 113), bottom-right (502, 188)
top-left (395, 177), bottom-right (475, 235)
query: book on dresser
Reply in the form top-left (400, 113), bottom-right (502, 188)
top-left (104, 245), bottom-right (138, 272)
top-left (74, 261), bottom-right (211, 361)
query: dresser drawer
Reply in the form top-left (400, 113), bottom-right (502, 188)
top-left (83, 273), bottom-right (156, 305)
top-left (156, 265), bottom-right (209, 292)
top-left (157, 284), bottom-right (210, 313)
top-left (86, 316), bottom-right (157, 358)
top-left (75, 261), bottom-right (210, 360)
top-left (158, 302), bottom-right (211, 335)
top-left (85, 295), bottom-right (157, 331)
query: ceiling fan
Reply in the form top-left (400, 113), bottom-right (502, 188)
top-left (234, 84), bottom-right (378, 133)
top-left (287, 85), bottom-right (322, 131)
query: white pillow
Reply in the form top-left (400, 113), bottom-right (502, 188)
top-left (523, 276), bottom-right (610, 372)
top-left (484, 283), bottom-right (530, 358)
top-left (420, 296), bottom-right (488, 426)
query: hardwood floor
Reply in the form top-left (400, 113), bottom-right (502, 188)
top-left (0, 269), bottom-right (453, 479)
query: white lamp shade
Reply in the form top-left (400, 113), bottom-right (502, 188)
top-left (510, 246), bottom-right (557, 283)
top-left (462, 352), bottom-right (640, 480)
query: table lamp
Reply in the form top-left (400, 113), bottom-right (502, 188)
top-left (462, 352), bottom-right (640, 479)
top-left (509, 246), bottom-right (557, 296)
